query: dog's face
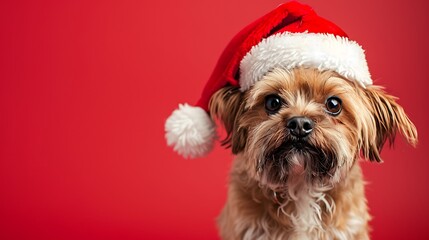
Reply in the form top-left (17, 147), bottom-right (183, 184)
top-left (210, 68), bottom-right (417, 189)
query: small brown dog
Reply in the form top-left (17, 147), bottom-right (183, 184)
top-left (165, 2), bottom-right (418, 239)
top-left (210, 68), bottom-right (417, 239)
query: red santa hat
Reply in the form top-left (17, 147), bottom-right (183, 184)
top-left (165, 1), bottom-right (372, 158)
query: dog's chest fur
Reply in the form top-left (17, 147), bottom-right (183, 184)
top-left (279, 178), bottom-right (366, 240)
top-left (217, 156), bottom-right (370, 240)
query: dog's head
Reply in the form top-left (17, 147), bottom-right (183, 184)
top-left (210, 68), bottom-right (417, 189)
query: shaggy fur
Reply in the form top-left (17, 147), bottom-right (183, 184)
top-left (209, 68), bottom-right (417, 240)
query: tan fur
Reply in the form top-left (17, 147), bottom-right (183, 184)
top-left (362, 86), bottom-right (418, 162)
top-left (210, 86), bottom-right (247, 153)
top-left (209, 68), bottom-right (418, 240)
top-left (218, 156), bottom-right (370, 240)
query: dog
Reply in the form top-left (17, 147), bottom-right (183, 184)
top-left (209, 68), bottom-right (417, 239)
top-left (164, 2), bottom-right (418, 239)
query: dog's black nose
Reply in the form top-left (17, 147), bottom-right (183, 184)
top-left (287, 117), bottom-right (314, 138)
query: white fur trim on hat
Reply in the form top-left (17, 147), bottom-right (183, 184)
top-left (165, 103), bottom-right (217, 158)
top-left (239, 32), bottom-right (372, 90)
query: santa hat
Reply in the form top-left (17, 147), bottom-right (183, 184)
top-left (165, 1), bottom-right (372, 158)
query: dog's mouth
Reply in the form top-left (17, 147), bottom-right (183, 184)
top-left (260, 139), bottom-right (337, 184)
top-left (290, 140), bottom-right (311, 150)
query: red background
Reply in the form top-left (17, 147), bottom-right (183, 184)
top-left (1, 0), bottom-right (428, 239)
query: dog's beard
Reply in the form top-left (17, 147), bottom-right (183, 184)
top-left (257, 138), bottom-right (338, 188)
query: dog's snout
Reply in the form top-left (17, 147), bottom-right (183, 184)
top-left (287, 117), bottom-right (314, 138)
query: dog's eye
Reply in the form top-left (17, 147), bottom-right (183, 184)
top-left (265, 95), bottom-right (282, 114)
top-left (325, 96), bottom-right (342, 116)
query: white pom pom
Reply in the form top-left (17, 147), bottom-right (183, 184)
top-left (165, 104), bottom-right (217, 158)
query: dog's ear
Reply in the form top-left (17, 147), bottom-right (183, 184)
top-left (209, 86), bottom-right (247, 154)
top-left (362, 86), bottom-right (418, 162)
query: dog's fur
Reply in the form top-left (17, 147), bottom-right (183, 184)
top-left (209, 68), bottom-right (417, 240)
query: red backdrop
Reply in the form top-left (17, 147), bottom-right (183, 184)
top-left (1, 0), bottom-right (428, 239)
